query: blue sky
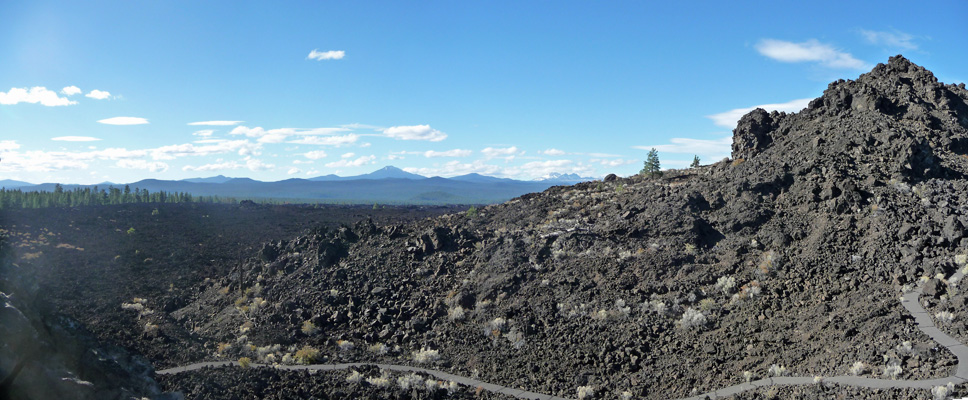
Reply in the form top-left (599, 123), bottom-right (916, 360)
top-left (1, 1), bottom-right (965, 184)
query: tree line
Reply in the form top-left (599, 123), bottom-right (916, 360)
top-left (0, 184), bottom-right (234, 209)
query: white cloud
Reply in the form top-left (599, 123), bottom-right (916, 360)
top-left (542, 148), bottom-right (566, 156)
top-left (505, 159), bottom-right (595, 180)
top-left (257, 133), bottom-right (289, 143)
top-left (387, 154), bottom-right (404, 161)
top-left (183, 161), bottom-right (242, 172)
top-left (62, 86), bottom-right (81, 96)
top-left (383, 125), bottom-right (447, 142)
top-left (423, 149), bottom-right (472, 158)
top-left (289, 134), bottom-right (359, 146)
top-left (0, 151), bottom-right (89, 172)
top-left (116, 159), bottom-right (169, 172)
top-left (292, 160), bottom-right (312, 165)
top-left (52, 136), bottom-right (101, 142)
top-left (150, 139), bottom-right (261, 160)
top-left (591, 158), bottom-right (637, 167)
top-left (755, 39), bottom-right (867, 69)
top-left (246, 158), bottom-right (274, 171)
top-left (229, 126), bottom-right (266, 137)
top-left (706, 97), bottom-right (812, 128)
top-left (287, 167), bottom-right (302, 175)
top-left (98, 116), bottom-right (149, 125)
top-left (192, 130), bottom-right (215, 137)
top-left (341, 152), bottom-right (355, 158)
top-left (90, 148), bottom-right (147, 159)
top-left (325, 155), bottom-right (375, 168)
top-left (0, 87), bottom-right (77, 106)
top-left (304, 150), bottom-right (328, 160)
top-left (0, 146), bottom-right (147, 172)
top-left (307, 49), bottom-right (345, 60)
top-left (85, 89), bottom-right (111, 100)
top-left (342, 123), bottom-right (383, 131)
top-left (859, 29), bottom-right (918, 50)
top-left (403, 160), bottom-right (503, 177)
top-left (188, 120), bottom-right (243, 126)
top-left (633, 137), bottom-right (733, 161)
top-left (230, 125), bottom-right (352, 146)
top-left (587, 152), bottom-right (622, 158)
top-left (0, 140), bottom-right (21, 151)
top-left (482, 146), bottom-right (523, 160)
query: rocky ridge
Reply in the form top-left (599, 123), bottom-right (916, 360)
top-left (156, 56), bottom-right (968, 399)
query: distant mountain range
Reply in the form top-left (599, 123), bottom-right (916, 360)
top-left (2, 166), bottom-right (598, 205)
top-left (0, 179), bottom-right (34, 188)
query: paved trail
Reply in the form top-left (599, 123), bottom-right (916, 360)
top-left (158, 270), bottom-right (968, 400)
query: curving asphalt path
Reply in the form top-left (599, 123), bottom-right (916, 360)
top-left (158, 270), bottom-right (968, 400)
top-left (157, 360), bottom-right (569, 400)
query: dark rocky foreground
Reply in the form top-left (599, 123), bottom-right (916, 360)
top-left (0, 203), bottom-right (459, 399)
top-left (7, 55), bottom-right (968, 399)
top-left (0, 238), bottom-right (167, 399)
top-left (156, 364), bottom-right (519, 400)
top-left (155, 56), bottom-right (968, 398)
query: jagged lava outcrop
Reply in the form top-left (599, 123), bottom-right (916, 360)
top-left (168, 56), bottom-right (968, 399)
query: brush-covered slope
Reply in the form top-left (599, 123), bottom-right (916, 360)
top-left (167, 56), bottom-right (968, 399)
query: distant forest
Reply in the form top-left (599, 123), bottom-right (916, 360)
top-left (0, 184), bottom-right (235, 209)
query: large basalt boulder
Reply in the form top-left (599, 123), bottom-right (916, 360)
top-left (731, 108), bottom-right (778, 160)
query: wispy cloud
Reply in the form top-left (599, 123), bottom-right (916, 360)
top-left (541, 148), bottom-right (566, 156)
top-left (61, 86), bottom-right (82, 96)
top-left (634, 137), bottom-right (733, 160)
top-left (229, 125), bottom-right (352, 146)
top-left (591, 158), bottom-right (637, 167)
top-left (404, 160), bottom-right (503, 177)
top-left (85, 89), bottom-right (111, 100)
top-left (0, 140), bottom-right (21, 152)
top-left (181, 158), bottom-right (273, 172)
top-left (183, 161), bottom-right (242, 172)
top-left (706, 97), bottom-right (812, 128)
top-left (304, 150), bottom-right (328, 160)
top-left (52, 136), bottom-right (101, 142)
top-left (0, 87), bottom-right (77, 106)
top-left (504, 159), bottom-right (595, 180)
top-left (587, 152), bottom-right (622, 158)
top-left (383, 125), bottom-right (447, 142)
top-left (150, 140), bottom-right (261, 160)
top-left (245, 158), bottom-right (274, 171)
top-left (192, 130), bottom-right (214, 137)
top-left (424, 149), bottom-right (472, 158)
top-left (325, 155), bottom-right (376, 168)
top-left (859, 29), bottom-right (918, 50)
top-left (0, 147), bottom-right (148, 173)
top-left (289, 134), bottom-right (359, 146)
top-left (117, 159), bottom-right (168, 172)
top-left (341, 123), bottom-right (382, 130)
top-left (755, 39), bottom-right (867, 69)
top-left (287, 167), bottom-right (302, 175)
top-left (98, 116), bottom-right (149, 125)
top-left (308, 49), bottom-right (345, 61)
top-left (188, 120), bottom-right (243, 126)
top-left (481, 146), bottom-right (523, 160)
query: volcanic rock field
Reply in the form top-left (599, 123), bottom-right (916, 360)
top-left (4, 56), bottom-right (968, 399)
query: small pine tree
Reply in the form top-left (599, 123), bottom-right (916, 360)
top-left (641, 148), bottom-right (661, 177)
top-left (690, 155), bottom-right (700, 168)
